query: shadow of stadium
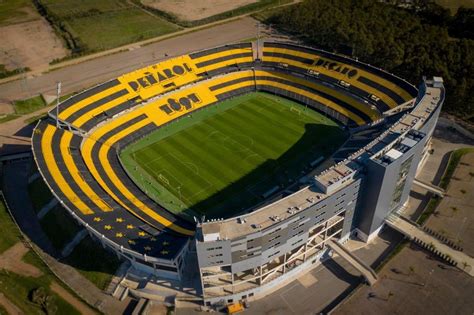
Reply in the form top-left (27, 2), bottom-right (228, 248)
top-left (180, 122), bottom-right (348, 220)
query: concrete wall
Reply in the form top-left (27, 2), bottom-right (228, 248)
top-left (197, 178), bottom-right (361, 271)
top-left (355, 133), bottom-right (425, 237)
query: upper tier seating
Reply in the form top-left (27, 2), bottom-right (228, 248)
top-left (262, 42), bottom-right (417, 110)
top-left (34, 42), bottom-right (418, 258)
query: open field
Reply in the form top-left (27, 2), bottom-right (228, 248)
top-left (41, 0), bottom-right (180, 52)
top-left (140, 0), bottom-right (291, 26)
top-left (0, 0), bottom-right (39, 26)
top-left (142, 0), bottom-right (258, 21)
top-left (121, 92), bottom-right (347, 219)
top-left (0, 19), bottom-right (68, 71)
top-left (0, 1), bottom-right (67, 72)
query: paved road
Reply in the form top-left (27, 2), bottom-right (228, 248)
top-left (0, 17), bottom-right (261, 101)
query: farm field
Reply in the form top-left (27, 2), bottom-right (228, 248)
top-left (121, 92), bottom-right (347, 219)
top-left (0, 0), bottom-right (67, 74)
top-left (140, 0), bottom-right (291, 26)
top-left (41, 0), bottom-right (180, 52)
top-left (141, 0), bottom-right (258, 21)
top-left (0, 0), bottom-right (39, 26)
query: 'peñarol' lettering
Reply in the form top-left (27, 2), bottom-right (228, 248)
top-left (159, 93), bottom-right (201, 115)
top-left (313, 58), bottom-right (358, 79)
top-left (127, 63), bottom-right (193, 92)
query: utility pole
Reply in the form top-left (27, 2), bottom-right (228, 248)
top-left (56, 82), bottom-right (61, 128)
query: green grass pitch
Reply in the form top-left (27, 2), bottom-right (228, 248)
top-left (120, 92), bottom-right (348, 220)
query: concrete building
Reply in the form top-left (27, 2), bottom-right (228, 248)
top-left (195, 77), bottom-right (444, 305)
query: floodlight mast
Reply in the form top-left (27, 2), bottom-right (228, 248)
top-left (56, 82), bottom-right (61, 128)
top-left (256, 22), bottom-right (260, 60)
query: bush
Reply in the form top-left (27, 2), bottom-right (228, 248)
top-left (261, 0), bottom-right (474, 121)
top-left (30, 287), bottom-right (58, 315)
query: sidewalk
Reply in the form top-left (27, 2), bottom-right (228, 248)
top-left (385, 215), bottom-right (474, 276)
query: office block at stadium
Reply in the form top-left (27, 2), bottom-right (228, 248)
top-left (31, 41), bottom-right (444, 304)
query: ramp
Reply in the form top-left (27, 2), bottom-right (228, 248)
top-left (413, 179), bottom-right (445, 197)
top-left (385, 214), bottom-right (474, 277)
top-left (326, 240), bottom-right (378, 285)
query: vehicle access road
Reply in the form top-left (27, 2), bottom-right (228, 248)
top-left (0, 16), bottom-right (261, 102)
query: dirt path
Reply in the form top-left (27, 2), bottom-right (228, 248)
top-left (0, 293), bottom-right (23, 315)
top-left (0, 242), bottom-right (42, 278)
top-left (50, 282), bottom-right (96, 315)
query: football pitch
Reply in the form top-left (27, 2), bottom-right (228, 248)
top-left (120, 92), bottom-right (348, 220)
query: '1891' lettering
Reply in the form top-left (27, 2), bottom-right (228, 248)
top-left (159, 93), bottom-right (201, 115)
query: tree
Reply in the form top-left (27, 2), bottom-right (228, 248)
top-left (262, 0), bottom-right (474, 121)
top-left (30, 287), bottom-right (58, 315)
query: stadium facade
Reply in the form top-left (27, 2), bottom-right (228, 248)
top-left (30, 41), bottom-right (444, 305)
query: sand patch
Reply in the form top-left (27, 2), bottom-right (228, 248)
top-left (0, 102), bottom-right (14, 115)
top-left (0, 18), bottom-right (68, 72)
top-left (0, 242), bottom-right (43, 278)
top-left (141, 0), bottom-right (258, 21)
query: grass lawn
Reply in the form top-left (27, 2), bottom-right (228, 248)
top-left (0, 250), bottom-right (81, 315)
top-left (7, 92), bottom-right (75, 123)
top-left (0, 198), bottom-right (21, 254)
top-left (63, 236), bottom-right (121, 290)
top-left (28, 177), bottom-right (54, 214)
top-left (0, 0), bottom-right (38, 25)
top-left (42, 0), bottom-right (180, 52)
top-left (0, 196), bottom-right (82, 314)
top-left (39, 205), bottom-right (82, 250)
top-left (65, 8), bottom-right (179, 51)
top-left (41, 0), bottom-right (129, 17)
top-left (121, 92), bottom-right (347, 219)
top-left (13, 95), bottom-right (46, 115)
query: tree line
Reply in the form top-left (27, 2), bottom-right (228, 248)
top-left (262, 0), bottom-right (474, 122)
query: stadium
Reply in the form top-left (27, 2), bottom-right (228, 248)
top-left (31, 41), bottom-right (444, 306)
